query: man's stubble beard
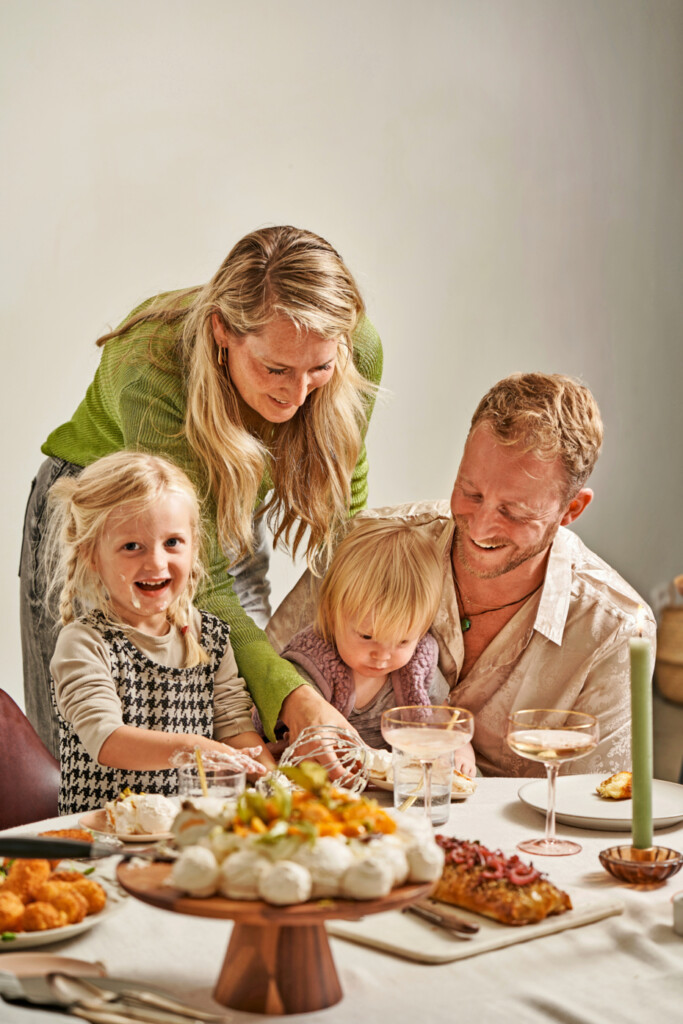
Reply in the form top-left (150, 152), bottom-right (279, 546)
top-left (452, 518), bottom-right (559, 581)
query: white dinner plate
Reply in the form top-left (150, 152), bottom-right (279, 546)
top-left (79, 809), bottom-right (173, 843)
top-left (367, 771), bottom-right (476, 801)
top-left (518, 774), bottom-right (683, 831)
top-left (0, 880), bottom-right (125, 951)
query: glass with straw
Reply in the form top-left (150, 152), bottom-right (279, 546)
top-left (175, 747), bottom-right (246, 806)
top-left (381, 706), bottom-right (474, 825)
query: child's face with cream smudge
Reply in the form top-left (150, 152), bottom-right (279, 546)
top-left (94, 490), bottom-right (195, 636)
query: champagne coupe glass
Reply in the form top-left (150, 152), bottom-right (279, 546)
top-left (507, 708), bottom-right (599, 856)
top-left (381, 706), bottom-right (474, 825)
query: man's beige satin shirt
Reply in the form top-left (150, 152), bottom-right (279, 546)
top-left (267, 501), bottom-right (656, 777)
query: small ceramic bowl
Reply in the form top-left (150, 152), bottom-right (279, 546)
top-left (599, 844), bottom-right (683, 884)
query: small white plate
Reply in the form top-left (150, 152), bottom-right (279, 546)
top-left (79, 809), bottom-right (172, 843)
top-left (367, 772), bottom-right (476, 801)
top-left (0, 880), bottom-right (125, 951)
top-left (518, 775), bottom-right (683, 831)
top-left (0, 952), bottom-right (106, 977)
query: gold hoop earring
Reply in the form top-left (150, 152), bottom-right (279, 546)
top-left (217, 346), bottom-right (225, 366)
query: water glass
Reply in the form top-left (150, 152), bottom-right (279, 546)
top-left (177, 765), bottom-right (246, 803)
top-left (393, 748), bottom-right (453, 826)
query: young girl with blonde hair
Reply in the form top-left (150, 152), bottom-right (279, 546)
top-left (20, 225), bottom-right (383, 759)
top-left (280, 519), bottom-right (476, 775)
top-left (47, 452), bottom-right (273, 815)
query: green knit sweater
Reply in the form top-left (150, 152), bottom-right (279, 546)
top-left (42, 299), bottom-right (383, 738)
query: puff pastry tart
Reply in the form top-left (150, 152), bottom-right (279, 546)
top-left (595, 771), bottom-right (632, 800)
top-left (431, 836), bottom-right (572, 926)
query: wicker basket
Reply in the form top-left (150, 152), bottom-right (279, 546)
top-left (655, 606), bottom-right (683, 704)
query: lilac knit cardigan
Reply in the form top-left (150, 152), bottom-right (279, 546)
top-left (281, 626), bottom-right (439, 717)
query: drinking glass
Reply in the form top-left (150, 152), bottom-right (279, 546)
top-left (392, 747), bottom-right (454, 826)
top-left (506, 708), bottom-right (599, 856)
top-left (381, 706), bottom-right (474, 825)
top-left (177, 765), bottom-right (246, 804)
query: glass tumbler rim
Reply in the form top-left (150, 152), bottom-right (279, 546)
top-left (176, 763), bottom-right (247, 798)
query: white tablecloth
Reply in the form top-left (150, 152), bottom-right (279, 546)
top-left (2, 777), bottom-right (682, 1024)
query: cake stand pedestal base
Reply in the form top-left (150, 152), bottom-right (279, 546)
top-left (116, 860), bottom-right (433, 1017)
top-left (213, 921), bottom-right (342, 1015)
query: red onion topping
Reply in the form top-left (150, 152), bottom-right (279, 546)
top-left (435, 835), bottom-right (542, 885)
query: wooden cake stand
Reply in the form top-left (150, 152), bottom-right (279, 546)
top-left (117, 861), bottom-right (432, 1015)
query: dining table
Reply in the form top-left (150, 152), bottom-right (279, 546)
top-left (1, 776), bottom-right (682, 1024)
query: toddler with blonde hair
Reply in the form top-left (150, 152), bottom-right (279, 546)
top-left (281, 518), bottom-right (476, 775)
top-left (47, 451), bottom-right (273, 814)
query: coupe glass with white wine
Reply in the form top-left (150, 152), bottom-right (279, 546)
top-left (381, 706), bottom-right (474, 825)
top-left (507, 708), bottom-right (599, 856)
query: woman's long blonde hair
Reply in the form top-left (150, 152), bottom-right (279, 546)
top-left (46, 452), bottom-right (208, 667)
top-left (97, 226), bottom-right (376, 571)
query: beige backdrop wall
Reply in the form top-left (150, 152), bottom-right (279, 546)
top-left (3, 0), bottom-right (682, 710)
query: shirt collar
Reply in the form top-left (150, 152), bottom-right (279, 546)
top-left (532, 526), bottom-right (574, 645)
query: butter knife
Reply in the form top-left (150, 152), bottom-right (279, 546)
top-left (0, 836), bottom-right (175, 862)
top-left (402, 901), bottom-right (479, 935)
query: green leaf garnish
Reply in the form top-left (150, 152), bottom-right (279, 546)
top-left (279, 762), bottom-right (329, 794)
top-left (254, 820), bottom-right (290, 843)
top-left (237, 789), bottom-right (270, 824)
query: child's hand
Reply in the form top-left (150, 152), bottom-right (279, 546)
top-left (454, 742), bottom-right (477, 779)
top-left (221, 745), bottom-right (269, 776)
top-left (227, 731), bottom-right (277, 774)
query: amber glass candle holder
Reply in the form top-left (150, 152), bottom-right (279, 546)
top-left (599, 845), bottom-right (683, 884)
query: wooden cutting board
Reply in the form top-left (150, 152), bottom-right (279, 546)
top-left (327, 890), bottom-right (623, 963)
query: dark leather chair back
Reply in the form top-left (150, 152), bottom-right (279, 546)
top-left (0, 688), bottom-right (60, 828)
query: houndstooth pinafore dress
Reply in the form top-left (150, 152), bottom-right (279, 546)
top-left (57, 610), bottom-right (232, 815)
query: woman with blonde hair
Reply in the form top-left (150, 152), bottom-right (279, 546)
top-left (20, 225), bottom-right (383, 757)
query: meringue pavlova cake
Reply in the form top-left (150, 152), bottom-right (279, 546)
top-left (169, 762), bottom-right (444, 905)
top-left (105, 789), bottom-right (178, 835)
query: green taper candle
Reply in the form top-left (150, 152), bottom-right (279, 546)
top-left (630, 632), bottom-right (653, 849)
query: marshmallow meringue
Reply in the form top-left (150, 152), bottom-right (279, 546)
top-left (219, 849), bottom-right (271, 900)
top-left (366, 835), bottom-right (409, 887)
top-left (170, 846), bottom-right (220, 897)
top-left (293, 837), bottom-right (355, 897)
top-left (341, 855), bottom-right (394, 900)
top-left (258, 861), bottom-right (312, 906)
top-left (406, 840), bottom-right (445, 883)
